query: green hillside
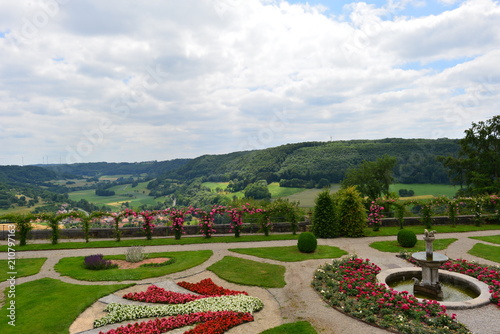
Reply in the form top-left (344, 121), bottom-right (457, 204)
top-left (158, 138), bottom-right (459, 185)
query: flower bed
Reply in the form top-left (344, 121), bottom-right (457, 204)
top-left (122, 278), bottom-right (248, 304)
top-left (99, 311), bottom-right (253, 334)
top-left (312, 256), bottom-right (470, 334)
top-left (399, 251), bottom-right (500, 307)
top-left (96, 278), bottom-right (263, 333)
top-left (177, 278), bottom-right (249, 296)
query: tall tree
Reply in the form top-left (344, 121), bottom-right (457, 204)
top-left (440, 115), bottom-right (500, 195)
top-left (341, 155), bottom-right (397, 200)
top-left (311, 189), bottom-right (338, 238)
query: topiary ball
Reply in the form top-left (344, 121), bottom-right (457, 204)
top-left (397, 229), bottom-right (417, 248)
top-left (297, 232), bottom-right (318, 253)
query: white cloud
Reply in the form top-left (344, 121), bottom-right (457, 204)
top-left (0, 0), bottom-right (498, 165)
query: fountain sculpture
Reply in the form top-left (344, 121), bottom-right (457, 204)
top-left (411, 230), bottom-right (449, 300)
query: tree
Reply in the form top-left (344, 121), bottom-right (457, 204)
top-left (311, 190), bottom-right (338, 238)
top-left (440, 115), bottom-right (500, 195)
top-left (244, 182), bottom-right (271, 200)
top-left (337, 186), bottom-right (366, 237)
top-left (341, 155), bottom-right (397, 200)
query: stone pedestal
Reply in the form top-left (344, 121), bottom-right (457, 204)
top-left (412, 251), bottom-right (448, 300)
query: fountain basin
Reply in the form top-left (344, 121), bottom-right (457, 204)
top-left (377, 268), bottom-right (491, 309)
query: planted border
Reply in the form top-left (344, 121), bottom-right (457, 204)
top-left (312, 256), bottom-right (470, 333)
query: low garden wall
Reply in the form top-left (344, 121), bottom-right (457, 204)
top-left (0, 215), bottom-right (497, 241)
top-left (7, 221), bottom-right (311, 240)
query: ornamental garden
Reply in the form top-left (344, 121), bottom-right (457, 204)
top-left (1, 194), bottom-right (500, 334)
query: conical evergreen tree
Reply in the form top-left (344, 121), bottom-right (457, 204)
top-left (311, 190), bottom-right (338, 238)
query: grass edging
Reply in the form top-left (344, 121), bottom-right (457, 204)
top-left (229, 245), bottom-right (347, 262)
top-left (369, 238), bottom-right (457, 253)
top-left (467, 243), bottom-right (500, 263)
top-left (0, 278), bottom-right (132, 333)
top-left (0, 258), bottom-right (47, 281)
top-left (208, 256), bottom-right (286, 288)
top-left (1, 234), bottom-right (299, 252)
top-left (55, 250), bottom-right (213, 281)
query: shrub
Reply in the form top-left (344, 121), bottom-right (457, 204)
top-left (311, 190), bottom-right (338, 238)
top-left (397, 229), bottom-right (417, 248)
top-left (84, 254), bottom-right (117, 270)
top-left (297, 232), bottom-right (317, 253)
top-left (126, 246), bottom-right (146, 263)
top-left (337, 186), bottom-right (366, 237)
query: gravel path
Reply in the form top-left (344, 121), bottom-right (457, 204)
top-left (1, 230), bottom-right (500, 334)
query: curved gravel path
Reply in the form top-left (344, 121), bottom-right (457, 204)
top-left (1, 230), bottom-right (500, 334)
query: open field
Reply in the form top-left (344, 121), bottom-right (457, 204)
top-left (68, 181), bottom-right (166, 210)
top-left (389, 183), bottom-right (459, 198)
top-left (202, 182), bottom-right (305, 200)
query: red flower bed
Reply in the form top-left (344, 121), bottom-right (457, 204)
top-left (440, 259), bottom-right (500, 306)
top-left (123, 285), bottom-right (204, 304)
top-left (123, 278), bottom-right (248, 304)
top-left (99, 311), bottom-right (253, 334)
top-left (177, 278), bottom-right (248, 296)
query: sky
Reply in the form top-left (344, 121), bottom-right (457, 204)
top-left (0, 0), bottom-right (499, 166)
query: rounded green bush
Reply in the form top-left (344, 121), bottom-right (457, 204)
top-left (297, 232), bottom-right (318, 253)
top-left (397, 229), bottom-right (417, 248)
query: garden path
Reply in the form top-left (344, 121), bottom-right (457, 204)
top-left (2, 230), bottom-right (500, 334)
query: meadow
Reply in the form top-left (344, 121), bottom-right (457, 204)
top-left (68, 181), bottom-right (168, 210)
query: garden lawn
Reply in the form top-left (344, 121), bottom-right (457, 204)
top-left (363, 224), bottom-right (500, 237)
top-left (369, 238), bottom-right (457, 253)
top-left (208, 256), bottom-right (286, 288)
top-left (54, 250), bottom-right (212, 281)
top-left (468, 243), bottom-right (500, 263)
top-left (229, 245), bottom-right (347, 262)
top-left (0, 278), bottom-right (131, 334)
top-left (0, 258), bottom-right (46, 281)
top-left (259, 321), bottom-right (318, 333)
top-left (0, 234), bottom-right (299, 252)
top-left (470, 234), bottom-right (500, 245)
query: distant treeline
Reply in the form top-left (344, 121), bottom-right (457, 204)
top-left (157, 138), bottom-right (459, 186)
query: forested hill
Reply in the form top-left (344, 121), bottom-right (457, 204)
top-left (40, 159), bottom-right (190, 178)
top-left (159, 138), bottom-right (459, 186)
top-left (0, 165), bottom-right (58, 186)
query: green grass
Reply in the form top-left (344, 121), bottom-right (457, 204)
top-left (470, 235), bottom-right (500, 245)
top-left (208, 256), bottom-right (286, 288)
top-left (389, 183), bottom-right (459, 198)
top-left (0, 258), bottom-right (47, 281)
top-left (0, 278), bottom-right (131, 334)
top-left (229, 245), bottom-right (347, 262)
top-left (54, 250), bottom-right (212, 281)
top-left (369, 238), bottom-right (457, 253)
top-left (282, 184), bottom-right (341, 207)
top-left (1, 234), bottom-right (299, 252)
top-left (363, 224), bottom-right (500, 237)
top-left (267, 182), bottom-right (305, 198)
top-left (468, 243), bottom-right (500, 263)
top-left (67, 181), bottom-right (162, 210)
top-left (259, 321), bottom-right (318, 334)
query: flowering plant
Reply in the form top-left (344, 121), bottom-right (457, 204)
top-left (165, 207), bottom-right (193, 240)
top-left (177, 278), bottom-right (248, 296)
top-left (94, 294), bottom-right (263, 327)
top-left (368, 201), bottom-right (384, 231)
top-left (312, 255), bottom-right (470, 333)
top-left (197, 206), bottom-right (225, 238)
top-left (99, 311), bottom-right (253, 334)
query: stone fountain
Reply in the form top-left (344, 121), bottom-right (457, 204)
top-left (377, 229), bottom-right (492, 309)
top-left (411, 230), bottom-right (448, 300)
